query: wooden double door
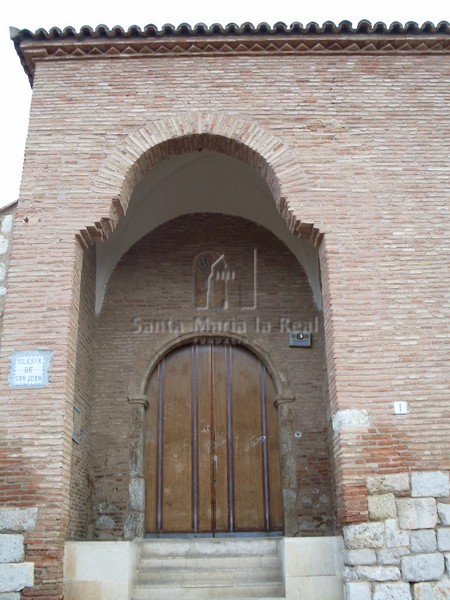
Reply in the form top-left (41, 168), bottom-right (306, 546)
top-left (144, 342), bottom-right (283, 535)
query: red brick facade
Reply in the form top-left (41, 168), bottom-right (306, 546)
top-left (1, 22), bottom-right (449, 597)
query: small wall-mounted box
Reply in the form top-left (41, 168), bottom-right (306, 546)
top-left (288, 332), bottom-right (312, 348)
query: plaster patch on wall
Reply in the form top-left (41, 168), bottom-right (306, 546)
top-left (1, 215), bottom-right (13, 234)
top-left (332, 409), bottom-right (370, 432)
top-left (0, 236), bottom-right (8, 255)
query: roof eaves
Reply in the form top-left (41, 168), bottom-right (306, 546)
top-left (10, 20), bottom-right (450, 86)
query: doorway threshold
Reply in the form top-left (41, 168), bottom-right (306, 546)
top-left (144, 531), bottom-right (284, 539)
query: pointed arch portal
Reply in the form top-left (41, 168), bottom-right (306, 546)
top-left (87, 112), bottom-right (322, 249)
top-left (85, 113), bottom-right (325, 311)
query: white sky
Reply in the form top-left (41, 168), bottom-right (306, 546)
top-left (1, 0), bottom-right (449, 208)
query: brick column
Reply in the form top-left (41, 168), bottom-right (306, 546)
top-left (0, 230), bottom-right (84, 599)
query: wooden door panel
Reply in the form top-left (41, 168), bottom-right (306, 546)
top-left (231, 347), bottom-right (265, 530)
top-left (161, 346), bottom-right (193, 532)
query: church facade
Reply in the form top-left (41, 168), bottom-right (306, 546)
top-left (1, 19), bottom-right (449, 599)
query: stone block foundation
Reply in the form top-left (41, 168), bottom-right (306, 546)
top-left (0, 508), bottom-right (36, 597)
top-left (63, 542), bottom-right (138, 600)
top-left (343, 471), bottom-right (450, 600)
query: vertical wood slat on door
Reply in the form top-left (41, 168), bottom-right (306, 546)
top-left (212, 345), bottom-right (229, 532)
top-left (197, 345), bottom-right (212, 532)
top-left (192, 346), bottom-right (198, 532)
top-left (260, 363), bottom-right (270, 532)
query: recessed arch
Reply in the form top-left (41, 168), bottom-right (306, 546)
top-left (100, 208), bottom-right (329, 539)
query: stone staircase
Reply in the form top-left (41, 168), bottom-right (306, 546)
top-left (131, 537), bottom-right (285, 599)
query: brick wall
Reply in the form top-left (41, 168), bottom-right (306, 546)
top-left (0, 43), bottom-right (448, 596)
top-left (69, 247), bottom-right (96, 540)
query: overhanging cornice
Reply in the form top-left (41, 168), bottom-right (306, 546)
top-left (10, 20), bottom-right (450, 86)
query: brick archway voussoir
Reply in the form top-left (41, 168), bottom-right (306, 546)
top-left (81, 113), bottom-right (322, 249)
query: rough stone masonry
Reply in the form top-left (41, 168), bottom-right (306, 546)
top-left (0, 508), bottom-right (36, 598)
top-left (344, 471), bottom-right (450, 599)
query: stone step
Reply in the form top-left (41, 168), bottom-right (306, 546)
top-left (138, 537), bottom-right (280, 558)
top-left (136, 566), bottom-right (281, 585)
top-left (131, 582), bottom-right (285, 599)
top-left (139, 554), bottom-right (279, 570)
top-left (132, 538), bottom-right (285, 600)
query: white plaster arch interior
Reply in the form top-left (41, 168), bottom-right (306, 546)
top-left (96, 150), bottom-right (321, 313)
